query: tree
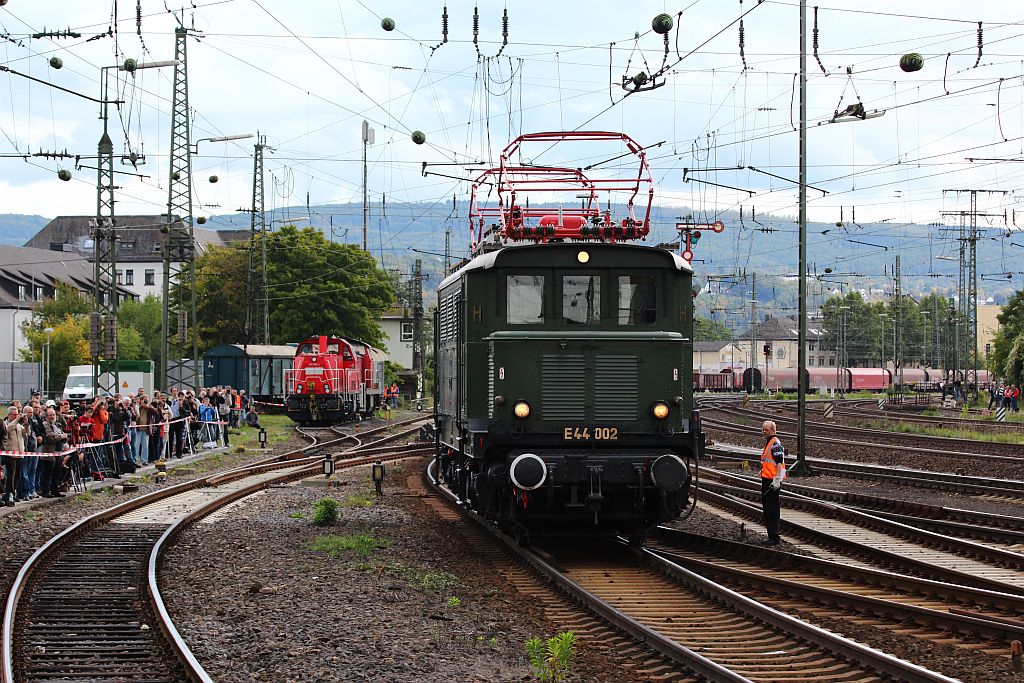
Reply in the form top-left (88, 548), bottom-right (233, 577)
top-left (265, 226), bottom-right (395, 347)
top-left (190, 226), bottom-right (396, 351)
top-left (19, 282), bottom-right (91, 393)
top-left (118, 295), bottom-right (164, 366)
top-left (694, 316), bottom-right (732, 342)
top-left (989, 290), bottom-right (1024, 384)
top-left (20, 315), bottom-right (88, 393)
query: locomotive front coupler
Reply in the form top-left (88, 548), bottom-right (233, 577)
top-left (588, 465), bottom-right (604, 525)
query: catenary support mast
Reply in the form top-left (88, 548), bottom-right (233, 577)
top-left (793, 0), bottom-right (811, 476)
top-left (161, 26), bottom-right (198, 392)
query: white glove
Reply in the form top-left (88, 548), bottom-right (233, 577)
top-left (770, 478), bottom-right (782, 491)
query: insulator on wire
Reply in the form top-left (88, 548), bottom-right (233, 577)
top-left (739, 20), bottom-right (747, 71)
top-left (472, 5), bottom-right (480, 56)
top-left (812, 6), bottom-right (828, 75)
top-left (431, 6), bottom-right (449, 54)
top-left (502, 9), bottom-right (508, 45)
top-left (974, 22), bottom-right (983, 68)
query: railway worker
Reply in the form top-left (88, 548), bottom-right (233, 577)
top-left (390, 382), bottom-right (399, 409)
top-left (1012, 385), bottom-right (1020, 412)
top-left (759, 420), bottom-right (786, 546)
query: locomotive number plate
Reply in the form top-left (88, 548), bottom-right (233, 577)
top-left (563, 426), bottom-right (618, 441)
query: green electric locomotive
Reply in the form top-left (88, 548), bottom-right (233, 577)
top-left (432, 132), bottom-right (701, 542)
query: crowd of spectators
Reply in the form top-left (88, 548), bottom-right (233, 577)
top-left (0, 385), bottom-right (256, 508)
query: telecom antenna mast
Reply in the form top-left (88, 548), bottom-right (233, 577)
top-left (161, 26), bottom-right (199, 391)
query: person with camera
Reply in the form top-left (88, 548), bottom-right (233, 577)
top-left (40, 406), bottom-right (69, 498)
top-left (109, 398), bottom-right (133, 474)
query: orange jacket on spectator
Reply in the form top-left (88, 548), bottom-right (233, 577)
top-left (91, 406), bottom-right (108, 442)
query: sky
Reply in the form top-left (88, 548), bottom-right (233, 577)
top-left (2, 0), bottom-right (1024, 275)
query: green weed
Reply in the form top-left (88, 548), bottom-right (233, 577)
top-left (288, 511), bottom-right (306, 519)
top-left (446, 596), bottom-right (461, 608)
top-left (311, 498), bottom-right (340, 526)
top-left (525, 631), bottom-right (577, 683)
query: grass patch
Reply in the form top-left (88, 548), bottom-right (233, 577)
top-left (341, 487), bottom-right (377, 508)
top-left (354, 560), bottom-right (460, 592)
top-left (409, 568), bottom-right (459, 592)
top-left (230, 414), bottom-right (293, 450)
top-left (853, 419), bottom-right (1024, 445)
top-left (288, 511), bottom-right (306, 519)
top-left (70, 491), bottom-right (94, 503)
top-left (308, 533), bottom-right (385, 557)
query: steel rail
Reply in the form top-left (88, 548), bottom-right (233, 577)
top-left (706, 404), bottom-right (1024, 461)
top-left (704, 470), bottom-right (1024, 571)
top-left (706, 444), bottom-right (1024, 498)
top-left (697, 486), bottom-right (1024, 596)
top-left (636, 550), bottom-right (959, 683)
top-left (1, 420), bottom-right (430, 683)
top-left (651, 527), bottom-right (1024, 614)
top-left (702, 415), bottom-right (1024, 464)
top-left (645, 540), bottom-right (1024, 643)
top-left (148, 446), bottom-right (432, 682)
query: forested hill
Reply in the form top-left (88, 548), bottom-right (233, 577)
top-left (8, 203), bottom-right (1019, 311)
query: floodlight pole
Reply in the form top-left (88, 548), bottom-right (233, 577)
top-left (792, 0), bottom-right (812, 476)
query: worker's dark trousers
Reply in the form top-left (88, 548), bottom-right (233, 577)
top-left (761, 478), bottom-right (781, 542)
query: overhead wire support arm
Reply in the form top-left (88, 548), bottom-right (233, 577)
top-left (746, 165), bottom-right (828, 195)
top-left (0, 65), bottom-right (121, 104)
top-left (683, 176), bottom-right (756, 196)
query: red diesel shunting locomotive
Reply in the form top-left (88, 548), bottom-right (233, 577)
top-left (285, 335), bottom-right (386, 424)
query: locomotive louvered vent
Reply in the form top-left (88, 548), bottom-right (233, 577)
top-left (541, 354), bottom-right (586, 421)
top-left (440, 294), bottom-right (458, 342)
top-left (594, 354), bottom-right (638, 420)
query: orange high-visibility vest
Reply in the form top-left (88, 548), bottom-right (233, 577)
top-left (761, 436), bottom-right (784, 479)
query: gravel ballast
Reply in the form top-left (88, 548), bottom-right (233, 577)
top-left (161, 459), bottom-right (643, 682)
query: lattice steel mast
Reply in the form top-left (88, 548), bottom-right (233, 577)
top-left (245, 135), bottom-right (270, 345)
top-left (161, 26), bottom-right (198, 391)
top-left (91, 71), bottom-right (119, 397)
top-left (942, 188), bottom-right (1006, 400)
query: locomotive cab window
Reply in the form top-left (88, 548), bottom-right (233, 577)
top-left (562, 274), bottom-right (601, 325)
top-left (507, 274), bottom-right (546, 325)
top-left (617, 274), bottom-right (656, 324)
top-left (326, 342), bottom-right (340, 354)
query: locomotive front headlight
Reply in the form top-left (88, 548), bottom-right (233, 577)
top-left (513, 401), bottom-right (531, 419)
top-left (651, 401), bottom-right (670, 420)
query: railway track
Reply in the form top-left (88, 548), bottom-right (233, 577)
top-left (1, 420), bottom-right (432, 683)
top-left (706, 442), bottom-right (1024, 501)
top-left (794, 399), bottom-right (1024, 434)
top-left (702, 403), bottom-right (1024, 463)
top-left (425, 463), bottom-right (955, 682)
top-left (697, 471), bottom-right (1024, 595)
top-left (646, 528), bottom-right (1024, 648)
